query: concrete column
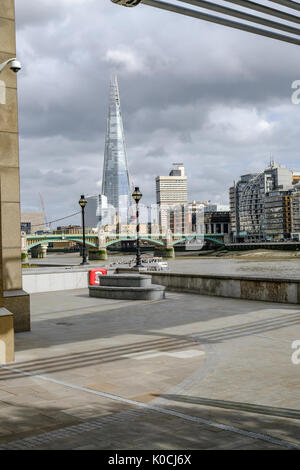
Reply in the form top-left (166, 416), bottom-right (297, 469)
top-left (0, 1), bottom-right (30, 332)
top-left (31, 245), bottom-right (47, 259)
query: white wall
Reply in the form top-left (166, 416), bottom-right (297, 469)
top-left (23, 271), bottom-right (89, 293)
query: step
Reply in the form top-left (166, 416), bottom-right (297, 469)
top-left (89, 284), bottom-right (166, 301)
top-left (116, 267), bottom-right (148, 274)
top-left (100, 274), bottom-right (152, 288)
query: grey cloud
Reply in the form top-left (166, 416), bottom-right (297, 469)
top-left (15, 0), bottom-right (68, 29)
top-left (14, 0), bottom-right (300, 221)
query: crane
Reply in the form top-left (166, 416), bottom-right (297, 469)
top-left (39, 193), bottom-right (51, 230)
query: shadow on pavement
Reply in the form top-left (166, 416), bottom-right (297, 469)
top-left (158, 394), bottom-right (300, 420)
top-left (0, 397), bottom-right (298, 450)
top-left (15, 291), bottom-right (300, 351)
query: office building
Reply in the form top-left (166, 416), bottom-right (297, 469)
top-left (156, 164), bottom-right (188, 230)
top-left (101, 76), bottom-right (131, 210)
top-left (21, 212), bottom-right (45, 234)
top-left (203, 211), bottom-right (230, 235)
top-left (97, 194), bottom-right (116, 229)
top-left (230, 161), bottom-right (300, 241)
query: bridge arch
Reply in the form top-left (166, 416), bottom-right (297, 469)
top-left (172, 238), bottom-right (187, 246)
top-left (172, 236), bottom-right (224, 246)
top-left (140, 238), bottom-right (166, 247)
top-left (205, 237), bottom-right (225, 246)
top-left (172, 235), bottom-right (204, 246)
top-left (27, 238), bottom-right (98, 250)
top-left (106, 237), bottom-right (166, 248)
top-left (67, 238), bottom-right (98, 248)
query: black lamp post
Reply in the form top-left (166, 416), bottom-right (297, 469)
top-left (132, 186), bottom-right (142, 267)
top-left (79, 195), bottom-right (89, 265)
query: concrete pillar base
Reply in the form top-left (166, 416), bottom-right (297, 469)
top-left (0, 308), bottom-right (14, 364)
top-left (88, 249), bottom-right (108, 260)
top-left (154, 247), bottom-right (175, 258)
top-left (31, 245), bottom-right (47, 259)
top-left (0, 290), bottom-right (30, 333)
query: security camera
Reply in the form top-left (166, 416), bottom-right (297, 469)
top-left (0, 58), bottom-right (22, 74)
top-left (10, 60), bottom-right (22, 73)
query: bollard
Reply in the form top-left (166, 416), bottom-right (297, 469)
top-left (89, 269), bottom-right (108, 286)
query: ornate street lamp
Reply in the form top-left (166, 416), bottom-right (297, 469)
top-left (132, 186), bottom-right (143, 267)
top-left (78, 195), bottom-right (89, 265)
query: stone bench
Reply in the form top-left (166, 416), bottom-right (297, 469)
top-left (0, 308), bottom-right (14, 364)
top-left (100, 274), bottom-right (152, 288)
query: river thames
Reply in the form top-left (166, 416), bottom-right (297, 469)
top-left (27, 250), bottom-right (300, 279)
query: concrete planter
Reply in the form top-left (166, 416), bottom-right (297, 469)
top-left (89, 274), bottom-right (166, 301)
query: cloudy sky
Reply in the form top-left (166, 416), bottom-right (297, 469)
top-left (15, 0), bottom-right (300, 225)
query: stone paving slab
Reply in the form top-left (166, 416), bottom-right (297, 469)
top-left (0, 288), bottom-right (299, 449)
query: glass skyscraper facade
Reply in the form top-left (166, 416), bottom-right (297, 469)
top-left (102, 76), bottom-right (131, 211)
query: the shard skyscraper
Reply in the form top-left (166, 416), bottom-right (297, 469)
top-left (102, 76), bottom-right (131, 211)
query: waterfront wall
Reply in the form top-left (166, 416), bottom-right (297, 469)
top-left (22, 268), bottom-right (300, 304)
top-left (22, 269), bottom-right (89, 293)
top-left (149, 272), bottom-right (300, 304)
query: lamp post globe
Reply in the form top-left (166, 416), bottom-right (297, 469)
top-left (79, 195), bottom-right (89, 265)
top-left (132, 186), bottom-right (142, 203)
top-left (78, 194), bottom-right (87, 209)
top-left (132, 187), bottom-right (143, 267)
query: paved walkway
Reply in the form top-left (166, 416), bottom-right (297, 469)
top-left (0, 289), bottom-right (299, 449)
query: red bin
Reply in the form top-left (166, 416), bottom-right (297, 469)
top-left (89, 268), bottom-right (107, 286)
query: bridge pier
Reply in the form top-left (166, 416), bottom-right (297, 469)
top-left (31, 245), bottom-right (47, 259)
top-left (88, 248), bottom-right (108, 260)
top-left (21, 234), bottom-right (28, 263)
top-left (154, 246), bottom-right (175, 258)
top-left (21, 251), bottom-right (28, 263)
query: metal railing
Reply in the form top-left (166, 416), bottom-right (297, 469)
top-left (111, 0), bottom-right (300, 46)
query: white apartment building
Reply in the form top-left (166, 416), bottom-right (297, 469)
top-left (156, 164), bottom-right (188, 230)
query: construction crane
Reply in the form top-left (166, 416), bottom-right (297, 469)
top-left (39, 193), bottom-right (51, 230)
